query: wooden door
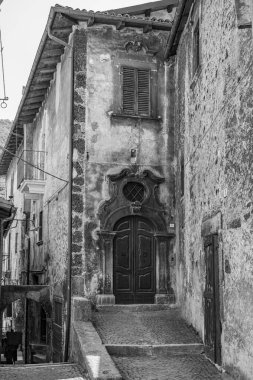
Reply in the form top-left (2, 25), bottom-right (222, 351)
top-left (204, 234), bottom-right (221, 365)
top-left (113, 216), bottom-right (155, 304)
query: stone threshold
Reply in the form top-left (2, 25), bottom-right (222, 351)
top-left (105, 343), bottom-right (204, 356)
top-left (97, 304), bottom-right (178, 312)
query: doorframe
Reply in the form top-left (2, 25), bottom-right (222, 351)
top-left (113, 215), bottom-right (156, 304)
top-left (201, 211), bottom-right (223, 365)
top-left (96, 168), bottom-right (175, 305)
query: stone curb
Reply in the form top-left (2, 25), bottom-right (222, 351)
top-left (97, 304), bottom-right (177, 312)
top-left (71, 321), bottom-right (122, 380)
top-left (105, 343), bottom-right (204, 356)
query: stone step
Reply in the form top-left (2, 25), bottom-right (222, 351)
top-left (97, 304), bottom-right (178, 312)
top-left (105, 343), bottom-right (204, 356)
top-left (111, 354), bottom-right (232, 380)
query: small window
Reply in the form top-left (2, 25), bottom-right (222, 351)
top-left (193, 20), bottom-right (200, 74)
top-left (7, 233), bottom-right (11, 270)
top-left (38, 211), bottom-right (43, 241)
top-left (15, 233), bottom-right (18, 254)
top-left (181, 156), bottom-right (184, 197)
top-left (54, 300), bottom-right (62, 327)
top-left (122, 67), bottom-right (150, 116)
top-left (10, 173), bottom-right (14, 198)
top-left (6, 303), bottom-right (12, 318)
top-left (123, 182), bottom-right (145, 203)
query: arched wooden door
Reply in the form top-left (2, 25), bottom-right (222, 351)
top-left (113, 216), bottom-right (155, 304)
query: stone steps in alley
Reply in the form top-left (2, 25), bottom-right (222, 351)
top-left (91, 305), bottom-right (231, 380)
top-left (0, 362), bottom-right (88, 380)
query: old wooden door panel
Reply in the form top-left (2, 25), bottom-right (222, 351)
top-left (114, 220), bottom-right (133, 294)
top-left (135, 234), bottom-right (154, 291)
top-left (204, 234), bottom-right (221, 365)
top-left (113, 216), bottom-right (155, 304)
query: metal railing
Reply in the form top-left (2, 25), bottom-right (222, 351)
top-left (17, 150), bottom-right (46, 189)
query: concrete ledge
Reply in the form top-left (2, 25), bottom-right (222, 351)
top-left (72, 297), bottom-right (92, 322)
top-left (71, 321), bottom-right (122, 380)
top-left (106, 343), bottom-right (204, 357)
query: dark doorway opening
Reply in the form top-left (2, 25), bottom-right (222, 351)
top-left (113, 215), bottom-right (155, 304)
top-left (204, 234), bottom-right (222, 365)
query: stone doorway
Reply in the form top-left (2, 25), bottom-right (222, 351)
top-left (113, 215), bottom-right (155, 304)
top-left (204, 234), bottom-right (222, 365)
top-left (96, 169), bottom-right (175, 306)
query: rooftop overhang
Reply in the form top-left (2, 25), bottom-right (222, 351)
top-left (0, 3), bottom-right (174, 176)
top-left (164, 0), bottom-right (194, 59)
top-left (108, 0), bottom-right (178, 16)
top-left (0, 197), bottom-right (13, 220)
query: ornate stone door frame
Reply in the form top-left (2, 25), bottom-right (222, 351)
top-left (96, 169), bottom-right (174, 305)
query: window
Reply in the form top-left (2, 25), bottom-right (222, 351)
top-left (181, 156), bottom-right (184, 197)
top-left (15, 233), bottom-right (18, 254)
top-left (122, 67), bottom-right (150, 116)
top-left (123, 182), bottom-right (145, 202)
top-left (193, 20), bottom-right (200, 74)
top-left (7, 233), bottom-right (11, 271)
top-left (54, 300), bottom-right (62, 327)
top-left (10, 172), bottom-right (14, 198)
top-left (38, 211), bottom-right (43, 241)
top-left (6, 303), bottom-right (12, 318)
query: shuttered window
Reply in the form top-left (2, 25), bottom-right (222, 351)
top-left (122, 67), bottom-right (150, 116)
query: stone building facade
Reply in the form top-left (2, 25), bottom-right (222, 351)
top-left (169, 0), bottom-right (253, 378)
top-left (0, 0), bottom-right (253, 378)
top-left (0, 0), bottom-right (177, 364)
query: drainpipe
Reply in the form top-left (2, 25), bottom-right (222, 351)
top-left (47, 25), bottom-right (73, 362)
top-left (64, 36), bottom-right (74, 363)
top-left (24, 237), bottom-right (30, 363)
top-left (0, 207), bottom-right (16, 363)
top-left (164, 0), bottom-right (189, 59)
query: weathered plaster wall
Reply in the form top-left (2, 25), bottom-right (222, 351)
top-left (3, 38), bottom-right (72, 360)
top-left (174, 0), bottom-right (253, 378)
top-left (71, 24), bottom-right (175, 300)
top-left (37, 42), bottom-right (71, 300)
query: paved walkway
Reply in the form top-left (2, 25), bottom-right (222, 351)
top-left (0, 363), bottom-right (88, 380)
top-left (93, 306), bottom-right (202, 345)
top-left (93, 305), bottom-right (232, 380)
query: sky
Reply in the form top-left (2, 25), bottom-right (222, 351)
top-left (0, 0), bottom-right (146, 121)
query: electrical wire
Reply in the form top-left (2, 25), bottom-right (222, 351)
top-left (0, 27), bottom-right (8, 107)
top-left (0, 144), bottom-right (69, 183)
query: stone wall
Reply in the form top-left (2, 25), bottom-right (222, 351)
top-left (174, 0), bottom-right (253, 378)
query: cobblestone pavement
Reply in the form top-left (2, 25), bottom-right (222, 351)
top-left (112, 354), bottom-right (232, 380)
top-left (93, 307), bottom-right (202, 345)
top-left (0, 363), bottom-right (89, 380)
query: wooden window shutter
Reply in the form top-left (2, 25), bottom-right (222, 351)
top-left (122, 67), bottom-right (135, 114)
top-left (137, 69), bottom-right (150, 116)
top-left (122, 67), bottom-right (150, 116)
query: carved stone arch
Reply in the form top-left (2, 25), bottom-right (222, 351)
top-left (98, 168), bottom-right (168, 232)
top-left (97, 168), bottom-right (175, 306)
